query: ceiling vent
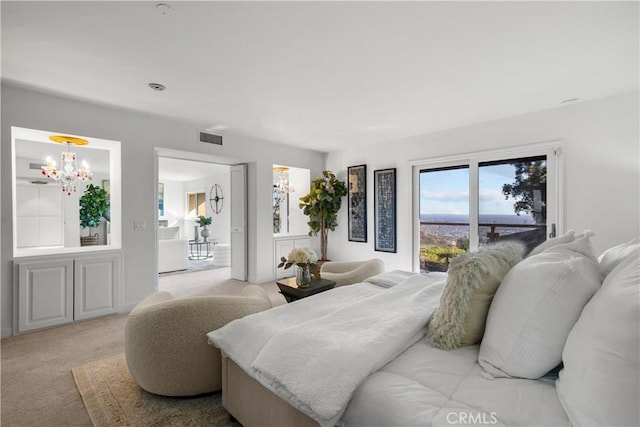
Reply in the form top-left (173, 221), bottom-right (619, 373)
top-left (199, 131), bottom-right (222, 146)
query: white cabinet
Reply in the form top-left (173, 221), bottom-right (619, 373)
top-left (15, 251), bottom-right (123, 333)
top-left (274, 235), bottom-right (311, 279)
top-left (17, 258), bottom-right (74, 332)
top-left (74, 253), bottom-right (122, 320)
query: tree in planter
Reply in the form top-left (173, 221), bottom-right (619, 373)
top-left (79, 184), bottom-right (109, 245)
top-left (299, 170), bottom-right (347, 261)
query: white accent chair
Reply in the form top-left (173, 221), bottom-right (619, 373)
top-left (320, 258), bottom-right (385, 287)
top-left (158, 226), bottom-right (189, 273)
top-left (125, 285), bottom-right (273, 397)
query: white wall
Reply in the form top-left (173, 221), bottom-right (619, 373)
top-left (1, 83), bottom-right (325, 337)
top-left (183, 171), bottom-right (231, 244)
top-left (327, 92), bottom-right (640, 270)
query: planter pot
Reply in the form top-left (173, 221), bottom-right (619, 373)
top-left (80, 235), bottom-right (100, 246)
top-left (201, 226), bottom-right (211, 242)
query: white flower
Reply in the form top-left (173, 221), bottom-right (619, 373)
top-left (288, 248), bottom-right (317, 264)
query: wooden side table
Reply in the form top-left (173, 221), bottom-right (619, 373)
top-left (276, 277), bottom-right (336, 303)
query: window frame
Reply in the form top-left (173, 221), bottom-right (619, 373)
top-left (410, 141), bottom-right (563, 272)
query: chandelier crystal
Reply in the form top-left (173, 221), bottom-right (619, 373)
top-left (273, 166), bottom-right (295, 201)
top-left (41, 135), bottom-right (93, 195)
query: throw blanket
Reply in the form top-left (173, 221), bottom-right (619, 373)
top-left (208, 273), bottom-right (446, 426)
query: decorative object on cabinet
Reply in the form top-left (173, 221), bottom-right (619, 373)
top-left (277, 247), bottom-right (318, 288)
top-left (209, 184), bottom-right (224, 214)
top-left (347, 165), bottom-right (367, 243)
top-left (299, 171), bottom-right (347, 261)
top-left (79, 183), bottom-right (110, 246)
top-left (197, 215), bottom-right (212, 241)
top-left (40, 134), bottom-right (93, 195)
top-left (374, 168), bottom-right (397, 253)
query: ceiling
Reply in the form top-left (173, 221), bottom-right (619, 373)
top-left (2, 1), bottom-right (638, 152)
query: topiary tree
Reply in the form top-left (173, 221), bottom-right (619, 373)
top-left (299, 170), bottom-right (347, 261)
top-left (79, 183), bottom-right (109, 239)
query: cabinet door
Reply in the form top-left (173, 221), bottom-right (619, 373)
top-left (275, 239), bottom-right (295, 279)
top-left (293, 237), bottom-right (311, 249)
top-left (74, 253), bottom-right (122, 320)
top-left (18, 259), bottom-right (74, 332)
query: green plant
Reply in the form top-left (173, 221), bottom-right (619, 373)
top-left (299, 170), bottom-right (347, 260)
top-left (79, 184), bottom-right (109, 236)
top-left (197, 215), bottom-right (212, 227)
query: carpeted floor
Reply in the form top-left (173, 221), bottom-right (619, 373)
top-left (72, 354), bottom-right (236, 427)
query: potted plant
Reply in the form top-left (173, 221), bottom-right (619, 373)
top-left (79, 183), bottom-right (109, 246)
top-left (299, 170), bottom-right (347, 261)
top-left (198, 215), bottom-right (212, 241)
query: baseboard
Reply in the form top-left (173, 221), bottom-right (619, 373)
top-left (2, 326), bottom-right (14, 338)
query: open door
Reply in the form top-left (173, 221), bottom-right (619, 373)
top-left (230, 164), bottom-right (247, 280)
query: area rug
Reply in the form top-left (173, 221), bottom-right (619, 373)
top-left (72, 354), bottom-right (236, 427)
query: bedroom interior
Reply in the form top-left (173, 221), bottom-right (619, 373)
top-left (1, 1), bottom-right (638, 426)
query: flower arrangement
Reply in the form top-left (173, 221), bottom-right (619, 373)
top-left (197, 216), bottom-right (212, 227)
top-left (277, 247), bottom-right (318, 270)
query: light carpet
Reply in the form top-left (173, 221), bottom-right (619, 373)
top-left (72, 354), bottom-right (236, 427)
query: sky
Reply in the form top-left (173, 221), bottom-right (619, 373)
top-left (419, 163), bottom-right (533, 216)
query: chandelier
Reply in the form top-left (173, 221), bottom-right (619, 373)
top-left (273, 166), bottom-right (295, 201)
top-left (41, 135), bottom-right (93, 195)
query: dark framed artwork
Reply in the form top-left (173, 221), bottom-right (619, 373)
top-left (347, 165), bottom-right (367, 242)
top-left (374, 168), bottom-right (397, 253)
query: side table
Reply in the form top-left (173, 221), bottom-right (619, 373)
top-left (276, 277), bottom-right (336, 303)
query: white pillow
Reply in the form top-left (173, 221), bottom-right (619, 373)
top-left (527, 229), bottom-right (575, 257)
top-left (556, 249), bottom-right (639, 427)
top-left (597, 237), bottom-right (639, 279)
top-left (478, 232), bottom-right (601, 379)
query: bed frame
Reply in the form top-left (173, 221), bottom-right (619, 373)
top-left (221, 352), bottom-right (319, 427)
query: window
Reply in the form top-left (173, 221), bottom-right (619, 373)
top-left (187, 192), bottom-right (206, 218)
top-left (413, 143), bottom-right (560, 272)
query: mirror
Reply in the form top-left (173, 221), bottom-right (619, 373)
top-left (272, 165), bottom-right (310, 235)
top-left (11, 127), bottom-right (121, 257)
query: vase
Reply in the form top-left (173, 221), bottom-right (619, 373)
top-left (200, 226), bottom-right (210, 242)
top-left (295, 264), bottom-right (312, 288)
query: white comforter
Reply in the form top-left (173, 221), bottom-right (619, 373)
top-left (207, 272), bottom-right (447, 426)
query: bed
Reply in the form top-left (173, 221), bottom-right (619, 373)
top-left (208, 233), bottom-right (640, 427)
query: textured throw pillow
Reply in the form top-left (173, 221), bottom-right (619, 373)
top-left (478, 232), bottom-right (601, 379)
top-left (557, 248), bottom-right (639, 427)
top-left (427, 242), bottom-right (525, 350)
top-left (597, 237), bottom-right (639, 279)
top-left (527, 229), bottom-right (575, 257)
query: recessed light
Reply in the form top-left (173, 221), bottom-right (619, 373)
top-left (148, 83), bottom-right (166, 92)
top-left (156, 3), bottom-right (175, 16)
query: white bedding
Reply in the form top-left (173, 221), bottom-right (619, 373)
top-left (340, 341), bottom-right (570, 427)
top-left (208, 271), bottom-right (447, 426)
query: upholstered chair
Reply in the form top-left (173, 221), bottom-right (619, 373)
top-left (320, 259), bottom-right (385, 287)
top-left (125, 285), bottom-right (272, 397)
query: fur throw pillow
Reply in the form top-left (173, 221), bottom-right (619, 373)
top-left (427, 241), bottom-right (525, 350)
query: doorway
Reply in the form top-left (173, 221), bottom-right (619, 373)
top-left (155, 150), bottom-right (247, 287)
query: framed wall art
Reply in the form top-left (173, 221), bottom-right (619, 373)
top-left (347, 164), bottom-right (367, 242)
top-left (374, 168), bottom-right (396, 253)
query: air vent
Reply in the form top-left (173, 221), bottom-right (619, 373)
top-left (199, 131), bottom-right (223, 146)
top-left (29, 162), bottom-right (44, 170)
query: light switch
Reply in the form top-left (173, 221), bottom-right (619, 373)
top-left (134, 220), bottom-right (146, 231)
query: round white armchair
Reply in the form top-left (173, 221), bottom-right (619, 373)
top-left (320, 258), bottom-right (385, 287)
top-left (125, 285), bottom-right (272, 396)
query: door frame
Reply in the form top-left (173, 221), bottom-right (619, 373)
top-left (153, 148), bottom-right (248, 283)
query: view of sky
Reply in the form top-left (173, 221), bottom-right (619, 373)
top-left (420, 163), bottom-right (528, 216)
